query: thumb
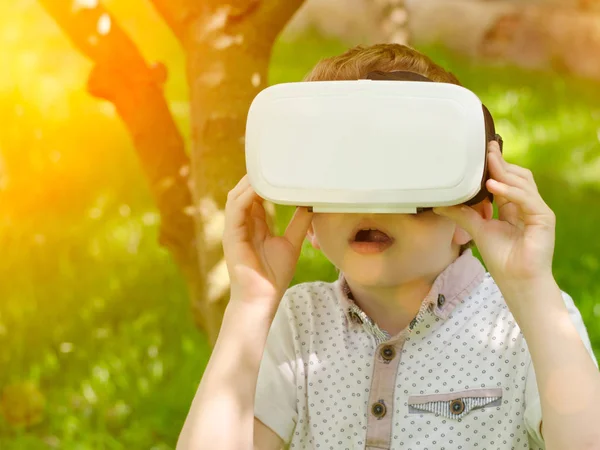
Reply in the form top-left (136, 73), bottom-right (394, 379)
top-left (432, 205), bottom-right (484, 241)
top-left (283, 207), bottom-right (313, 252)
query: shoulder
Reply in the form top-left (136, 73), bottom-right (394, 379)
top-left (281, 279), bottom-right (342, 313)
top-left (464, 274), bottom-right (586, 328)
top-left (458, 273), bottom-right (509, 315)
top-left (277, 279), bottom-right (347, 336)
top-left (450, 274), bottom-right (520, 339)
top-left (474, 273), bottom-right (579, 311)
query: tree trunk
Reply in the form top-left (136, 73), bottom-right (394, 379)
top-left (39, 0), bottom-right (306, 344)
top-left (147, 1), bottom-right (306, 343)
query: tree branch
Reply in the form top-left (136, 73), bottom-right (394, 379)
top-left (147, 0), bottom-right (196, 44)
top-left (38, 0), bottom-right (198, 282)
top-left (176, 0), bottom-right (307, 342)
top-left (150, 0), bottom-right (305, 49)
top-left (253, 0), bottom-right (306, 42)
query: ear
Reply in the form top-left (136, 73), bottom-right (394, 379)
top-left (452, 198), bottom-right (494, 246)
top-left (306, 221), bottom-right (320, 250)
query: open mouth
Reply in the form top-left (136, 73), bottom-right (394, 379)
top-left (353, 228), bottom-right (392, 243)
top-left (349, 223), bottom-right (395, 253)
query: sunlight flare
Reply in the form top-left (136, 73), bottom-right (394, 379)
top-left (72, 0), bottom-right (98, 13)
top-left (97, 13), bottom-right (111, 36)
top-left (198, 195), bottom-right (226, 248)
top-left (251, 72), bottom-right (261, 87)
top-left (207, 258), bottom-right (230, 303)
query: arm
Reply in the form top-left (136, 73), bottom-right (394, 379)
top-left (255, 418), bottom-right (285, 449)
top-left (176, 175), bottom-right (312, 450)
top-left (504, 278), bottom-right (600, 450)
top-left (176, 300), bottom-right (283, 450)
top-left (433, 140), bottom-right (600, 450)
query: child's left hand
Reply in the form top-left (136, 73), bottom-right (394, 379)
top-left (433, 140), bottom-right (556, 289)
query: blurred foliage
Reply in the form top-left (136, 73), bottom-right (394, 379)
top-left (1, 1), bottom-right (599, 448)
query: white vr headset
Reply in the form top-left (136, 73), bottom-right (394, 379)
top-left (245, 71), bottom-right (503, 214)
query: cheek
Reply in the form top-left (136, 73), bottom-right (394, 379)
top-left (312, 214), bottom-right (347, 237)
top-left (410, 215), bottom-right (456, 243)
top-left (312, 215), bottom-right (350, 253)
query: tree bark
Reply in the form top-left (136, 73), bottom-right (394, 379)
top-left (148, 0), bottom-right (307, 342)
top-left (178, 0), bottom-right (308, 342)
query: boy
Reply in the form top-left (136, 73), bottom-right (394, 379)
top-left (177, 44), bottom-right (600, 450)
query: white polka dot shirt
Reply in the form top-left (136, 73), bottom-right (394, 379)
top-left (254, 250), bottom-right (598, 449)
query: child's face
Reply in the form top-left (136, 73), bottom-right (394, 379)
top-left (306, 201), bottom-right (492, 286)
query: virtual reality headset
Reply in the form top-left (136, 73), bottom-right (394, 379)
top-left (245, 71), bottom-right (503, 214)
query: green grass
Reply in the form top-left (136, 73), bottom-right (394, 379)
top-left (1, 32), bottom-right (599, 448)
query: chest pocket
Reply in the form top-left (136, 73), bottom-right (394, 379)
top-left (408, 388), bottom-right (502, 420)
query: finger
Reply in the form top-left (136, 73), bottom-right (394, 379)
top-left (505, 164), bottom-right (538, 190)
top-left (227, 174), bottom-right (251, 201)
top-left (488, 139), bottom-right (502, 157)
top-left (251, 199), bottom-right (276, 239)
top-left (251, 201), bottom-right (272, 238)
top-left (497, 201), bottom-right (523, 228)
top-left (250, 197), bottom-right (264, 216)
top-left (252, 216), bottom-right (269, 242)
top-left (283, 207), bottom-right (314, 252)
top-left (488, 143), bottom-right (538, 188)
top-left (489, 177), bottom-right (511, 211)
top-left (492, 189), bottom-right (510, 212)
top-left (432, 205), bottom-right (485, 242)
top-left (488, 150), bottom-right (533, 193)
top-left (263, 200), bottom-right (277, 234)
top-left (486, 179), bottom-right (547, 216)
top-left (225, 183), bottom-right (259, 231)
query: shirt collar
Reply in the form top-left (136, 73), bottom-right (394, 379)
top-left (334, 249), bottom-right (486, 333)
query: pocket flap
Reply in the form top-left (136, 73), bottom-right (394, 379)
top-left (408, 388), bottom-right (502, 420)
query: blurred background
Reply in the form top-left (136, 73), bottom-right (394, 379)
top-left (1, 0), bottom-right (599, 448)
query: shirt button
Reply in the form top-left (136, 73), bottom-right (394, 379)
top-left (371, 401), bottom-right (386, 419)
top-left (380, 345), bottom-right (396, 361)
top-left (437, 294), bottom-right (446, 308)
top-left (450, 398), bottom-right (465, 415)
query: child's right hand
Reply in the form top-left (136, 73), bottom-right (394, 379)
top-left (223, 175), bottom-right (313, 311)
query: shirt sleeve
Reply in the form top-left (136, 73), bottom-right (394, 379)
top-left (254, 289), bottom-right (299, 443)
top-left (524, 290), bottom-right (599, 448)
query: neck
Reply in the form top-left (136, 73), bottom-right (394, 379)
top-left (343, 251), bottom-right (461, 336)
top-left (345, 274), bottom-right (437, 336)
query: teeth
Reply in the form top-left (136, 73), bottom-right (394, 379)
top-left (354, 228), bottom-right (391, 243)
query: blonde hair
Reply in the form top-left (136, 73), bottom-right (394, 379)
top-left (304, 43), bottom-right (462, 85)
top-left (304, 43), bottom-right (473, 255)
